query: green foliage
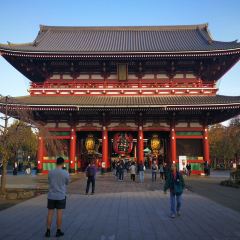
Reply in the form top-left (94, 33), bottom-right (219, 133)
top-left (1, 120), bottom-right (38, 162)
top-left (209, 117), bottom-right (240, 168)
top-left (230, 169), bottom-right (240, 182)
top-left (220, 179), bottom-right (240, 188)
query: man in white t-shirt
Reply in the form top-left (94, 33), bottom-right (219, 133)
top-left (45, 157), bottom-right (69, 238)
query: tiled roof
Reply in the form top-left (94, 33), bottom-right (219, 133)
top-left (7, 95), bottom-right (240, 108)
top-left (1, 24), bottom-right (240, 54)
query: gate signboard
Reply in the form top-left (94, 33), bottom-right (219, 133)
top-left (179, 156), bottom-right (187, 171)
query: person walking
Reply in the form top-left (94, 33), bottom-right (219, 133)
top-left (159, 163), bottom-right (164, 181)
top-left (45, 157), bottom-right (70, 238)
top-left (115, 161), bottom-right (120, 180)
top-left (138, 161), bottom-right (145, 183)
top-left (151, 161), bottom-right (158, 182)
top-left (186, 162), bottom-right (191, 176)
top-left (13, 161), bottom-right (18, 175)
top-left (204, 161), bottom-right (210, 176)
top-left (85, 160), bottom-right (97, 195)
top-left (112, 160), bottom-right (116, 176)
top-left (164, 164), bottom-right (185, 218)
top-left (118, 160), bottom-right (124, 181)
top-left (25, 161), bottom-right (31, 175)
top-left (163, 163), bottom-right (169, 180)
top-left (129, 162), bottom-right (136, 182)
top-left (125, 159), bottom-right (130, 173)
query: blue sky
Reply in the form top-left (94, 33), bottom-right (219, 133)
top-left (0, 0), bottom-right (240, 97)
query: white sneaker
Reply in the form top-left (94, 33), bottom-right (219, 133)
top-left (177, 211), bottom-right (181, 216)
top-left (170, 214), bottom-right (176, 218)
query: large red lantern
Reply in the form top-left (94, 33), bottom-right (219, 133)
top-left (113, 132), bottom-right (133, 155)
top-left (85, 134), bottom-right (95, 154)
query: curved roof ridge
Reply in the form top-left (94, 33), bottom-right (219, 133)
top-left (39, 23), bottom-right (209, 32)
top-left (1, 23), bottom-right (240, 54)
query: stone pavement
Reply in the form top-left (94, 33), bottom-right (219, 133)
top-left (185, 171), bottom-right (240, 213)
top-left (4, 174), bottom-right (48, 189)
top-left (0, 172), bottom-right (240, 240)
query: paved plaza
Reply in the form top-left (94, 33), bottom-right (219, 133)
top-left (0, 173), bottom-right (240, 240)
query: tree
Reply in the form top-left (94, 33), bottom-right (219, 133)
top-left (5, 120), bottom-right (38, 164)
top-left (0, 96), bottom-right (12, 194)
top-left (208, 124), bottom-right (225, 168)
top-left (209, 116), bottom-right (240, 169)
top-left (228, 116), bottom-right (240, 162)
top-left (0, 95), bottom-right (63, 194)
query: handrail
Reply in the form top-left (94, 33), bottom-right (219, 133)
top-left (30, 81), bottom-right (215, 89)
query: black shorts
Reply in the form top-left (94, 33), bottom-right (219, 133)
top-left (47, 198), bottom-right (66, 209)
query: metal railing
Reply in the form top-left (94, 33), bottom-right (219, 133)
top-left (30, 81), bottom-right (215, 90)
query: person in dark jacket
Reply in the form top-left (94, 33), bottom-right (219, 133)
top-left (151, 161), bottom-right (158, 182)
top-left (85, 161), bottom-right (97, 195)
top-left (164, 164), bottom-right (185, 218)
top-left (186, 162), bottom-right (191, 176)
top-left (138, 161), bottom-right (145, 183)
top-left (163, 163), bottom-right (169, 180)
top-left (115, 161), bottom-right (120, 180)
top-left (204, 161), bottom-right (210, 176)
top-left (118, 160), bottom-right (124, 181)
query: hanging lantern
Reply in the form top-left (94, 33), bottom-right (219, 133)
top-left (151, 134), bottom-right (160, 156)
top-left (113, 132), bottom-right (133, 156)
top-left (85, 134), bottom-right (95, 154)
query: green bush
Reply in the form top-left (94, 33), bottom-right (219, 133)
top-left (230, 169), bottom-right (240, 183)
top-left (220, 179), bottom-right (240, 188)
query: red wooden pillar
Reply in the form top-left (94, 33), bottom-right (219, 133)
top-left (77, 137), bottom-right (81, 170)
top-left (170, 124), bottom-right (176, 164)
top-left (37, 136), bottom-right (44, 173)
top-left (138, 126), bottom-right (144, 164)
top-left (69, 128), bottom-right (76, 173)
top-left (203, 127), bottom-right (210, 164)
top-left (102, 126), bottom-right (108, 170)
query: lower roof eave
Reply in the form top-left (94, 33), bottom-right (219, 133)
top-left (1, 48), bottom-right (240, 58)
top-left (1, 103), bottom-right (240, 111)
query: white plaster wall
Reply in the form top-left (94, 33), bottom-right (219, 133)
top-left (190, 122), bottom-right (202, 127)
top-left (77, 74), bottom-right (90, 79)
top-left (91, 74), bottom-right (104, 79)
top-left (108, 74), bottom-right (118, 80)
top-left (142, 74), bottom-right (154, 79)
top-left (57, 123), bottom-right (71, 128)
top-left (45, 123), bottom-right (57, 128)
top-left (175, 122), bottom-right (188, 127)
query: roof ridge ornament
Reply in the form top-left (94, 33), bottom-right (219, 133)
top-left (196, 26), bottom-right (213, 45)
top-left (205, 23), bottom-right (214, 43)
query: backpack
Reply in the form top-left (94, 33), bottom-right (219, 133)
top-left (152, 165), bottom-right (157, 171)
